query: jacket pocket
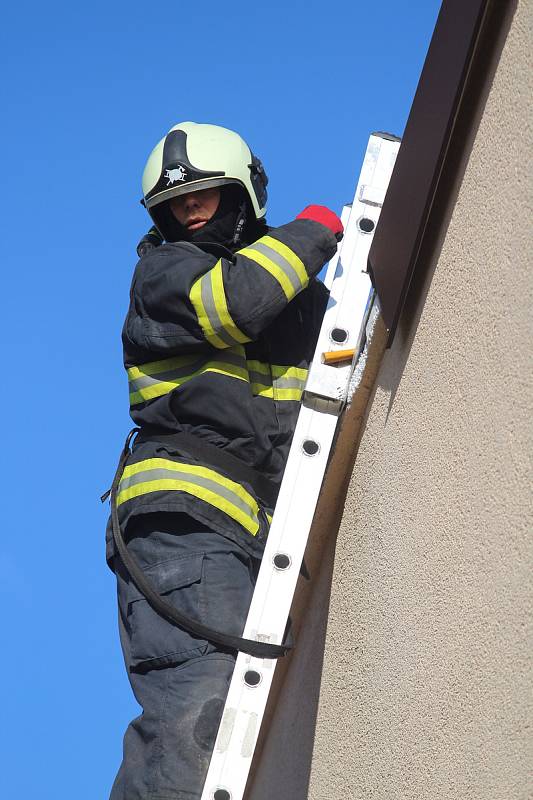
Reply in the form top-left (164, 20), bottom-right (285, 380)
top-left (127, 552), bottom-right (207, 669)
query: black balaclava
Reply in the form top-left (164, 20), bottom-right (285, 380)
top-left (183, 184), bottom-right (246, 249)
top-left (152, 184), bottom-right (266, 253)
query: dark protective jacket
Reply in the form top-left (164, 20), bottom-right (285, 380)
top-left (115, 218), bottom-right (336, 559)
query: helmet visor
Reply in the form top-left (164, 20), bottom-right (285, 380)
top-left (145, 178), bottom-right (244, 210)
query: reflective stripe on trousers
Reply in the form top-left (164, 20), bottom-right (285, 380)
top-left (117, 457), bottom-right (262, 536)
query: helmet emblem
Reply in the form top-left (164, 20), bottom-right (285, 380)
top-left (164, 165), bottom-right (187, 185)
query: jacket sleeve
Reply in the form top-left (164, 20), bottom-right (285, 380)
top-left (123, 218), bottom-right (337, 357)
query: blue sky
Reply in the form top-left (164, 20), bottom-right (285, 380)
top-left (1, 1), bottom-right (441, 796)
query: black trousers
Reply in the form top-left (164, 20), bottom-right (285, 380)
top-left (109, 512), bottom-right (258, 800)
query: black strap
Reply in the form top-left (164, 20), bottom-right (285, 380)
top-left (103, 429), bottom-right (290, 660)
top-left (135, 428), bottom-right (279, 509)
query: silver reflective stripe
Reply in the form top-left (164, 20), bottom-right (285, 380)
top-left (247, 364), bottom-right (307, 398)
top-left (119, 467), bottom-right (255, 521)
top-left (129, 351), bottom-right (247, 393)
top-left (248, 369), bottom-right (272, 387)
top-left (129, 358), bottom-right (205, 393)
top-left (273, 377), bottom-right (306, 391)
top-left (246, 241), bottom-right (302, 295)
top-left (201, 274), bottom-right (241, 347)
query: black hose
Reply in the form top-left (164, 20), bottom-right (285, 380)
top-left (104, 430), bottom-right (291, 660)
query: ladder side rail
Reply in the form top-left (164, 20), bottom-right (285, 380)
top-left (201, 133), bottom-right (400, 800)
top-left (323, 203), bottom-right (352, 290)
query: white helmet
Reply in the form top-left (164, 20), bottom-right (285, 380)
top-left (141, 122), bottom-right (268, 239)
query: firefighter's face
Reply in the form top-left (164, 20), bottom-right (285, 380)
top-left (169, 187), bottom-right (221, 232)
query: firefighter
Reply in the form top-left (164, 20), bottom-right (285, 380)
top-left (106, 121), bottom-right (343, 799)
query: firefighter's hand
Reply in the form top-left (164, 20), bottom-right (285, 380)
top-left (296, 205), bottom-right (344, 241)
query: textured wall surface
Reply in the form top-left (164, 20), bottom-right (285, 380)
top-left (250, 2), bottom-right (532, 798)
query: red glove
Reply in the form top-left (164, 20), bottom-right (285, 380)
top-left (296, 205), bottom-right (344, 241)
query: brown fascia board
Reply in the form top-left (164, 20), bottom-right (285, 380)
top-left (368, 0), bottom-right (492, 345)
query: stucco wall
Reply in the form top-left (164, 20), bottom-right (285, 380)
top-left (250, 2), bottom-right (532, 798)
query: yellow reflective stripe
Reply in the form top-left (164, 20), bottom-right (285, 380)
top-left (119, 458), bottom-right (260, 535)
top-left (128, 351), bottom-right (307, 406)
top-left (246, 359), bottom-right (271, 376)
top-left (118, 478), bottom-right (258, 534)
top-left (272, 365), bottom-right (308, 402)
top-left (246, 362), bottom-right (308, 400)
top-left (189, 263), bottom-right (250, 349)
top-left (247, 359), bottom-right (272, 398)
top-left (238, 245), bottom-right (295, 300)
top-left (273, 388), bottom-right (304, 401)
top-left (250, 383), bottom-right (274, 398)
top-left (129, 362), bottom-right (249, 406)
top-left (210, 261), bottom-right (250, 344)
top-left (190, 273), bottom-right (228, 348)
top-left (247, 358), bottom-right (272, 398)
top-left (271, 365), bottom-right (308, 381)
top-left (127, 354), bottom-right (198, 380)
top-left (238, 235), bottom-right (309, 301)
top-left (266, 512), bottom-right (273, 524)
top-left (261, 235), bottom-right (308, 287)
top-left (121, 458), bottom-right (255, 502)
top-left (249, 383), bottom-right (303, 400)
top-left (121, 459), bottom-right (258, 510)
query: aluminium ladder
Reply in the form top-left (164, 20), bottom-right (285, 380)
top-left (201, 132), bottom-right (400, 800)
